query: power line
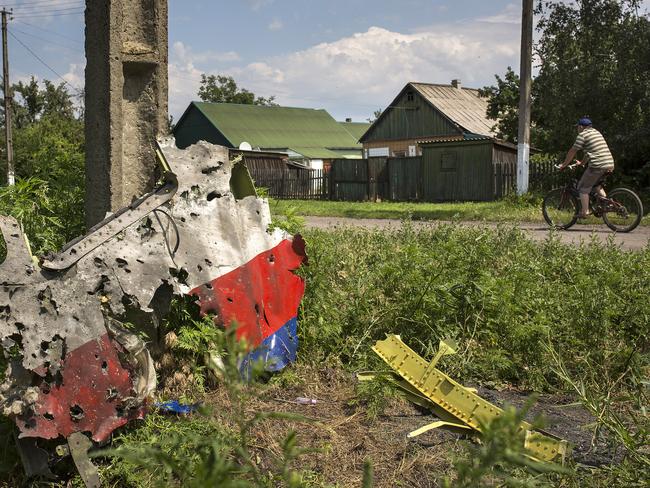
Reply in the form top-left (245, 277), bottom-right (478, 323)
top-left (12, 10), bottom-right (85, 19)
top-left (3, 1), bottom-right (83, 12)
top-left (15, 19), bottom-right (83, 45)
top-left (8, 29), bottom-right (81, 93)
top-left (0, 0), bottom-right (80, 6)
top-left (10, 26), bottom-right (83, 53)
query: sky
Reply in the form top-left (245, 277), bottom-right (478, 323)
top-left (2, 0), bottom-right (649, 123)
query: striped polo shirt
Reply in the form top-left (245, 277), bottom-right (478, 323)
top-left (572, 127), bottom-right (614, 169)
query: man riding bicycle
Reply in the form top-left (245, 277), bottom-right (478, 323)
top-left (557, 117), bottom-right (615, 219)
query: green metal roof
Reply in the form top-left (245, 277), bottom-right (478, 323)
top-left (338, 121), bottom-right (372, 142)
top-left (187, 102), bottom-right (362, 158)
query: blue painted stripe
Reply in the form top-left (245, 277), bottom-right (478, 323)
top-left (239, 318), bottom-right (298, 379)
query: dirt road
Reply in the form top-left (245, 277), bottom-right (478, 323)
top-left (304, 216), bottom-right (650, 251)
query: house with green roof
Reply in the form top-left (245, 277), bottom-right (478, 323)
top-left (173, 102), bottom-right (364, 168)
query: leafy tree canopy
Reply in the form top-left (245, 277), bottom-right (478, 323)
top-left (481, 0), bottom-right (650, 174)
top-left (1, 78), bottom-right (84, 249)
top-left (197, 74), bottom-right (277, 106)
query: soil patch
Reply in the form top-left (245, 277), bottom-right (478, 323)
top-left (204, 364), bottom-right (612, 487)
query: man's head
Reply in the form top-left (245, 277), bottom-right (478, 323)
top-left (577, 117), bottom-right (592, 132)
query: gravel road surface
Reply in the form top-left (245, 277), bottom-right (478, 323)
top-left (304, 216), bottom-right (650, 251)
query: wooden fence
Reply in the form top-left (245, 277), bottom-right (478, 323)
top-left (493, 159), bottom-right (562, 198)
top-left (247, 158), bottom-right (557, 201)
top-left (249, 167), bottom-right (329, 199)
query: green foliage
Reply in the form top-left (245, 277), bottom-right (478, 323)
top-left (546, 343), bottom-right (649, 469)
top-left (198, 74), bottom-right (277, 106)
top-left (483, 1), bottom-right (650, 173)
top-left (270, 205), bottom-right (306, 235)
top-left (0, 78), bottom-right (84, 253)
top-left (446, 402), bottom-right (570, 487)
top-left (297, 224), bottom-right (650, 391)
top-left (478, 67), bottom-right (524, 144)
top-left (0, 178), bottom-right (63, 254)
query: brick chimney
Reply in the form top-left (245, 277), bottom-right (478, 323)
top-left (451, 79), bottom-right (462, 90)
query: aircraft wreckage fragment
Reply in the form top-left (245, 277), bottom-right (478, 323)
top-left (0, 139), bottom-right (307, 481)
top-left (365, 335), bottom-right (569, 464)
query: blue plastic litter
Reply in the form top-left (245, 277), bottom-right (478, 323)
top-left (154, 400), bottom-right (200, 415)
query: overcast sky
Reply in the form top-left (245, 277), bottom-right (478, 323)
top-left (3, 0), bottom-right (649, 122)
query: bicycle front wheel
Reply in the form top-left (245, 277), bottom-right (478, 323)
top-left (542, 188), bottom-right (579, 230)
top-left (602, 188), bottom-right (643, 232)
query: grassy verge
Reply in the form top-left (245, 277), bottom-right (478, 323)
top-left (2, 224), bottom-right (648, 487)
top-left (269, 196), bottom-right (650, 226)
top-left (269, 196), bottom-right (545, 223)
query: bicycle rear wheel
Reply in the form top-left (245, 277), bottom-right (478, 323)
top-left (542, 188), bottom-right (579, 230)
top-left (602, 187), bottom-right (643, 232)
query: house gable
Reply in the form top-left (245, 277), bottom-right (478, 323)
top-left (174, 103), bottom-right (232, 149)
top-left (361, 84), bottom-right (462, 143)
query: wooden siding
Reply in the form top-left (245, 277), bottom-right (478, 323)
top-left (388, 157), bottom-right (421, 201)
top-left (422, 141), bottom-right (494, 201)
top-left (363, 89), bottom-right (459, 142)
top-left (174, 106), bottom-right (231, 149)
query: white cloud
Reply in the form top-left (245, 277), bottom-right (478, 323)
top-left (168, 5), bottom-right (523, 121)
top-left (268, 18), bottom-right (284, 31)
top-left (244, 0), bottom-right (274, 12)
top-left (479, 3), bottom-right (521, 24)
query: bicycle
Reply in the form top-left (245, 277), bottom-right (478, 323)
top-left (542, 164), bottom-right (644, 232)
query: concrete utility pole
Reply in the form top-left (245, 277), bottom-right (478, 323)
top-left (517, 0), bottom-right (534, 195)
top-left (1, 9), bottom-right (14, 186)
top-left (85, 0), bottom-right (168, 228)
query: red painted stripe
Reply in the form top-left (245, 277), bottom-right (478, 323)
top-left (16, 334), bottom-right (146, 442)
top-left (190, 236), bottom-right (306, 348)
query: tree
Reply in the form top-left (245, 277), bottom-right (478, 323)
top-left (197, 74), bottom-right (277, 106)
top-left (367, 109), bottom-right (383, 123)
top-left (481, 1), bottom-right (650, 174)
top-left (478, 67), bottom-right (525, 144)
top-left (1, 78), bottom-right (85, 246)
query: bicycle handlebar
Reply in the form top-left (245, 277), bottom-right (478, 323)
top-left (554, 162), bottom-right (580, 171)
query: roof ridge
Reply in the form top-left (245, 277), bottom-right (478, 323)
top-left (409, 81), bottom-right (481, 92)
top-left (193, 101), bottom-right (327, 111)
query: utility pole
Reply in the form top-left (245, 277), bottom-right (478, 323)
top-left (517, 0), bottom-right (533, 195)
top-left (1, 8), bottom-right (14, 186)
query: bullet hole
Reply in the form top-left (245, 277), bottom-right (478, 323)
top-left (94, 257), bottom-right (104, 267)
top-left (197, 265), bottom-right (203, 272)
top-left (207, 191), bottom-right (222, 201)
top-left (190, 212), bottom-right (198, 218)
top-left (204, 282), bottom-right (213, 290)
top-left (115, 404), bottom-right (125, 418)
top-left (201, 166), bottom-right (220, 175)
top-left (40, 341), bottom-right (50, 352)
top-left (205, 259), bottom-right (213, 266)
top-left (101, 361), bottom-right (108, 373)
top-left (180, 217), bottom-right (186, 223)
top-left (268, 254), bottom-right (275, 263)
top-left (136, 258), bottom-right (145, 264)
top-left (116, 258), bottom-right (128, 268)
top-left (255, 304), bottom-right (261, 316)
top-left (70, 248), bottom-right (77, 255)
top-left (44, 412), bottom-right (54, 421)
top-left (227, 297), bottom-right (233, 303)
top-left (169, 267), bottom-right (189, 285)
top-left (69, 405), bottom-right (85, 421)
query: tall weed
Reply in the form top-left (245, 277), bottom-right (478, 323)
top-left (297, 224), bottom-right (650, 391)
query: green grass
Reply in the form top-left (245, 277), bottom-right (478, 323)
top-left (269, 196), bottom-right (650, 226)
top-left (269, 197), bottom-right (545, 223)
